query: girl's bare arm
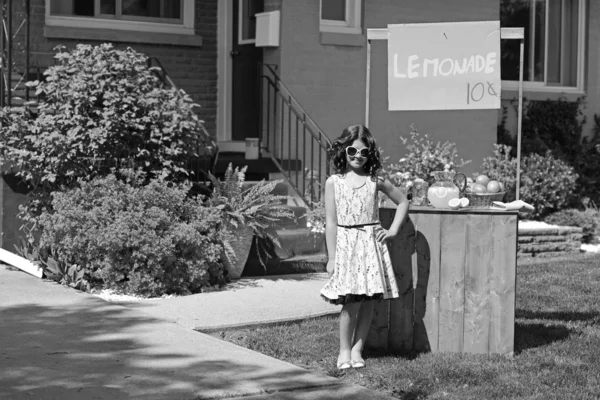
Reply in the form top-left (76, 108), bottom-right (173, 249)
top-left (378, 178), bottom-right (409, 236)
top-left (324, 176), bottom-right (338, 260)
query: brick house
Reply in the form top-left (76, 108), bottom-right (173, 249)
top-left (3, 0), bottom-right (598, 180)
top-left (1, 0), bottom-right (598, 258)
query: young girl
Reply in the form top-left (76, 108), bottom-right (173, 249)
top-left (320, 124), bottom-right (409, 370)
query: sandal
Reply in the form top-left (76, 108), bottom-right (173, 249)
top-left (351, 359), bottom-right (366, 369)
top-left (337, 360), bottom-right (352, 370)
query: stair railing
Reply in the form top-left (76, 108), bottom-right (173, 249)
top-left (147, 56), bottom-right (178, 90)
top-left (259, 63), bottom-right (331, 208)
top-left (0, 0), bottom-right (31, 108)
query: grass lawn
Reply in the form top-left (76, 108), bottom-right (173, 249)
top-left (206, 253), bottom-right (600, 399)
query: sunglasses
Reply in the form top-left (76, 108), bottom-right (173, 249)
top-left (346, 146), bottom-right (370, 158)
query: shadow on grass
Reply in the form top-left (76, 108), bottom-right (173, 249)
top-left (516, 309), bottom-right (600, 323)
top-left (514, 321), bottom-right (571, 354)
top-left (0, 270), bottom-right (340, 400)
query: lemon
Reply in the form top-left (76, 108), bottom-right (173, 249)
top-left (448, 198), bottom-right (461, 210)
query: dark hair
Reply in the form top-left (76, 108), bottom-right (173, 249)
top-left (327, 124), bottom-right (382, 179)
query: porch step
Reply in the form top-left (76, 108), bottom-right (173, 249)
top-left (242, 252), bottom-right (327, 276)
top-left (214, 154), bottom-right (302, 181)
top-left (241, 225), bottom-right (326, 276)
top-left (275, 228), bottom-right (326, 259)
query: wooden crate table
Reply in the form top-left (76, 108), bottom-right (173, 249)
top-left (366, 206), bottom-right (519, 356)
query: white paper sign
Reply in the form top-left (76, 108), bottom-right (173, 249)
top-left (387, 21), bottom-right (501, 111)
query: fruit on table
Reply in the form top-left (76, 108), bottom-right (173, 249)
top-left (448, 198), bottom-right (461, 210)
top-left (471, 183), bottom-right (488, 193)
top-left (487, 180), bottom-right (501, 193)
top-left (475, 174), bottom-right (490, 186)
top-left (459, 197), bottom-right (469, 207)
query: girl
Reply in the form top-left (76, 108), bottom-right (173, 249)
top-left (320, 124), bottom-right (409, 370)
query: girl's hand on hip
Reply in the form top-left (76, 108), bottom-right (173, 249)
top-left (376, 227), bottom-right (397, 243)
top-left (326, 260), bottom-right (335, 277)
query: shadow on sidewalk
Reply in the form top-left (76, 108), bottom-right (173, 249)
top-left (0, 298), bottom-right (335, 399)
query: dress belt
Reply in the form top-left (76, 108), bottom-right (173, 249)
top-left (337, 222), bottom-right (380, 229)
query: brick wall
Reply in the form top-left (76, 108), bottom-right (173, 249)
top-left (276, 0), bottom-right (499, 176)
top-left (11, 0), bottom-right (218, 136)
top-left (263, 0), bottom-right (282, 68)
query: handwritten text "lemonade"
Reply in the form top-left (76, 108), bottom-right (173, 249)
top-left (393, 53), bottom-right (498, 78)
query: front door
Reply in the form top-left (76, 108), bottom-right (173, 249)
top-left (231, 0), bottom-right (263, 142)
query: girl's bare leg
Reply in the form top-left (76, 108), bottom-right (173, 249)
top-left (339, 302), bottom-right (360, 364)
top-left (351, 300), bottom-right (375, 361)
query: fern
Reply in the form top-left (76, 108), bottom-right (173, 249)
top-left (206, 163), bottom-right (295, 269)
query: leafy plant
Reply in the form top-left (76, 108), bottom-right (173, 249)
top-left (478, 144), bottom-right (578, 219)
top-left (206, 163), bottom-right (295, 268)
top-left (42, 257), bottom-right (91, 292)
top-left (305, 200), bottom-right (326, 234)
top-left (35, 172), bottom-right (225, 297)
top-left (381, 126), bottom-right (471, 189)
top-left (14, 238), bottom-right (90, 292)
top-left (0, 43), bottom-right (209, 223)
top-left (498, 97), bottom-right (600, 206)
top-left (544, 208), bottom-right (599, 244)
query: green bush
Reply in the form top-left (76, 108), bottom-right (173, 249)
top-left (36, 173), bottom-right (225, 297)
top-left (479, 144), bottom-right (578, 219)
top-left (0, 43), bottom-right (209, 220)
top-left (520, 97), bottom-right (587, 161)
top-left (497, 98), bottom-right (600, 206)
top-left (544, 209), bottom-right (599, 244)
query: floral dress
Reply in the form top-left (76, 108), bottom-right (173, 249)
top-left (320, 174), bottom-right (400, 305)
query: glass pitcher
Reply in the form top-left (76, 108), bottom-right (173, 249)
top-left (427, 171), bottom-right (467, 209)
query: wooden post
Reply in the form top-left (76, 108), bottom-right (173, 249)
top-left (516, 38), bottom-right (524, 201)
top-left (500, 28), bottom-right (525, 200)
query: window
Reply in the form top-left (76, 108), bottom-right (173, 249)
top-left (500, 0), bottom-right (585, 91)
top-left (320, 0), bottom-right (362, 34)
top-left (46, 0), bottom-right (194, 35)
top-left (238, 0), bottom-right (261, 45)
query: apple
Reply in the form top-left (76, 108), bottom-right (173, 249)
top-left (487, 180), bottom-right (501, 193)
top-left (498, 182), bottom-right (505, 192)
top-left (471, 183), bottom-right (488, 194)
top-left (475, 174), bottom-right (490, 187)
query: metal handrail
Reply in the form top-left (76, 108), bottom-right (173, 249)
top-left (259, 63), bottom-right (332, 207)
top-left (262, 63), bottom-right (332, 149)
top-left (147, 56), bottom-right (178, 90)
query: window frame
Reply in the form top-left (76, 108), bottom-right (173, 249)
top-left (501, 0), bottom-right (586, 93)
top-left (45, 0), bottom-right (195, 35)
top-left (238, 0), bottom-right (256, 45)
top-left (319, 0), bottom-right (362, 35)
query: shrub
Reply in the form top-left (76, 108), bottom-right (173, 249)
top-left (36, 172), bottom-right (225, 297)
top-left (478, 144), bottom-right (578, 219)
top-left (571, 137), bottom-right (600, 206)
top-left (497, 98), bottom-right (600, 206)
top-left (381, 126), bottom-right (471, 188)
top-left (0, 43), bottom-right (209, 221)
top-left (544, 209), bottom-right (599, 244)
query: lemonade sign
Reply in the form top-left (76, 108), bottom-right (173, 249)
top-left (387, 21), bottom-right (501, 111)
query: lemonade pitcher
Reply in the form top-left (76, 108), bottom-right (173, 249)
top-left (427, 171), bottom-right (467, 209)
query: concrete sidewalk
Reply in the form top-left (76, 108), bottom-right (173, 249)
top-left (0, 266), bottom-right (394, 399)
top-left (107, 273), bottom-right (340, 331)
